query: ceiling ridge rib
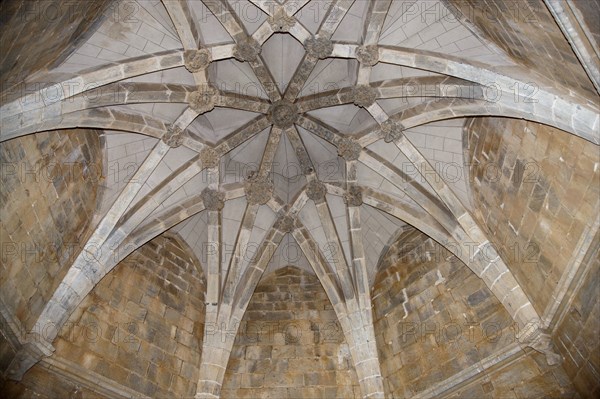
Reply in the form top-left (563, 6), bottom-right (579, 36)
top-left (296, 75), bottom-right (481, 113)
top-left (220, 125), bottom-right (283, 305)
top-left (283, 0), bottom-right (356, 101)
top-left (4, 43), bottom-right (597, 143)
top-left (7, 140), bottom-right (172, 380)
top-left (356, 0), bottom-right (392, 85)
top-left (366, 89), bottom-right (556, 360)
top-left (9, 0), bottom-right (597, 389)
top-left (294, 109), bottom-right (542, 340)
top-left (201, 0), bottom-right (282, 101)
top-left (0, 49), bottom-right (185, 139)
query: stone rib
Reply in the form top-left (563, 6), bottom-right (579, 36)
top-left (258, 126), bottom-right (283, 177)
top-left (214, 115), bottom-right (271, 155)
top-left (393, 133), bottom-right (541, 329)
top-left (291, 222), bottom-right (345, 308)
top-left (355, 0), bottom-right (391, 85)
top-left (163, 0), bottom-right (201, 49)
top-left (0, 50), bottom-right (184, 121)
top-left (283, 0), bottom-right (356, 101)
top-left (295, 76), bottom-right (481, 112)
top-left (201, 0), bottom-right (282, 102)
top-left (221, 202), bottom-right (260, 305)
top-left (31, 140), bottom-right (170, 347)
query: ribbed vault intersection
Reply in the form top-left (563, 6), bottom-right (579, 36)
top-left (1, 0), bottom-right (599, 397)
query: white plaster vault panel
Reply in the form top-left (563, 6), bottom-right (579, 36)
top-left (32, 0), bottom-right (562, 342)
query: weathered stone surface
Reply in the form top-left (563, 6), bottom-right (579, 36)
top-left (467, 118), bottom-right (600, 315)
top-left (0, 0), bottom-right (112, 97)
top-left (372, 228), bottom-right (575, 398)
top-left (344, 185), bottom-right (363, 207)
top-left (448, 351), bottom-right (576, 399)
top-left (449, 0), bottom-right (596, 99)
top-left (3, 4), bottom-right (599, 399)
top-left (0, 130), bottom-right (101, 331)
top-left (337, 138), bottom-right (361, 161)
top-left (200, 147), bottom-right (220, 169)
top-left (184, 49), bottom-right (212, 72)
top-left (274, 215), bottom-right (295, 233)
top-left (306, 180), bottom-right (326, 202)
top-left (552, 249), bottom-right (600, 398)
top-left (381, 120), bottom-right (404, 143)
top-left (268, 100), bottom-right (299, 128)
top-left (233, 37), bottom-right (262, 63)
top-left (162, 125), bottom-right (184, 148)
top-left (5, 337), bottom-right (54, 381)
top-left (304, 36), bottom-right (333, 59)
top-left (355, 45), bottom-right (379, 66)
top-left (202, 188), bottom-right (225, 211)
top-left (268, 7), bottom-right (296, 32)
top-left (528, 331), bottom-right (562, 366)
top-left (352, 85), bottom-right (377, 108)
top-left (188, 86), bottom-right (217, 114)
top-left (2, 365), bottom-right (106, 398)
top-left (221, 267), bottom-right (360, 398)
top-left (43, 235), bottom-right (206, 398)
top-left (244, 176), bottom-right (274, 205)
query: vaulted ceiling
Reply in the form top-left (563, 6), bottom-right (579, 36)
top-left (1, 0), bottom-right (599, 395)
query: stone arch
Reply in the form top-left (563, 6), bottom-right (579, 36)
top-left (48, 233), bottom-right (206, 397)
top-left (465, 117), bottom-right (600, 317)
top-left (0, 129), bottom-right (102, 331)
top-left (221, 266), bottom-right (361, 398)
top-left (371, 227), bottom-right (515, 397)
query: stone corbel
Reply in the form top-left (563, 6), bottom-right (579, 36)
top-left (5, 333), bottom-right (55, 381)
top-left (517, 321), bottom-right (562, 366)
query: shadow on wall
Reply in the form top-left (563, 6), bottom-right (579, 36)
top-left (1, 233), bottom-right (206, 398)
top-left (0, 0), bottom-right (113, 102)
top-left (0, 130), bottom-right (103, 331)
top-left (222, 266), bottom-right (362, 398)
top-left (372, 227), bottom-right (578, 398)
top-left (466, 117), bottom-right (600, 316)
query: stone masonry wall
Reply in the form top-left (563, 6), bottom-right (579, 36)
top-left (4, 234), bottom-right (207, 398)
top-left (0, 0), bottom-right (112, 101)
top-left (0, 129), bottom-right (103, 331)
top-left (553, 237), bottom-right (600, 398)
top-left (1, 363), bottom-right (106, 399)
top-left (447, 351), bottom-right (577, 398)
top-left (372, 228), bottom-right (519, 397)
top-left (221, 266), bottom-right (361, 398)
top-left (448, 0), bottom-right (597, 98)
top-left (466, 117), bottom-right (600, 315)
top-left (55, 236), bottom-right (206, 397)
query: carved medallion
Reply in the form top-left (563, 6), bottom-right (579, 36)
top-left (162, 125), bottom-right (183, 148)
top-left (202, 188), bottom-right (225, 211)
top-left (233, 37), bottom-right (262, 63)
top-left (352, 85), bottom-right (377, 108)
top-left (268, 7), bottom-right (296, 32)
top-left (189, 85), bottom-right (217, 114)
top-left (245, 176), bottom-right (274, 205)
top-left (355, 45), bottom-right (379, 66)
top-left (344, 185), bottom-right (363, 207)
top-left (337, 138), bottom-right (362, 161)
top-left (381, 119), bottom-right (404, 143)
top-left (305, 36), bottom-right (333, 59)
top-left (275, 215), bottom-right (295, 233)
top-left (184, 49), bottom-right (212, 72)
top-left (306, 180), bottom-right (326, 202)
top-left (200, 147), bottom-right (219, 169)
top-left (268, 100), bottom-right (299, 128)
